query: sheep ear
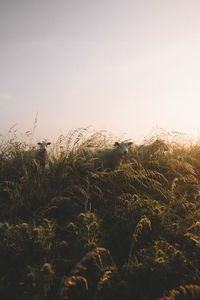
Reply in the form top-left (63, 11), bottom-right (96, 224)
top-left (114, 142), bottom-right (120, 147)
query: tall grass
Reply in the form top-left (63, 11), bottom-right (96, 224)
top-left (1, 127), bottom-right (200, 299)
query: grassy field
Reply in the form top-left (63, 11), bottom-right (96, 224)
top-left (1, 128), bottom-right (200, 299)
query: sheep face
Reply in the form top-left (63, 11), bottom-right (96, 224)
top-left (114, 142), bottom-right (133, 157)
top-left (37, 142), bottom-right (51, 152)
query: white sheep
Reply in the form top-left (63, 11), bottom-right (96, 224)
top-left (96, 142), bottom-right (133, 170)
top-left (36, 142), bottom-right (51, 167)
top-left (23, 141), bottom-right (51, 167)
top-left (79, 142), bottom-right (133, 170)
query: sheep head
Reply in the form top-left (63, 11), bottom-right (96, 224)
top-left (114, 142), bottom-right (133, 156)
top-left (37, 142), bottom-right (51, 152)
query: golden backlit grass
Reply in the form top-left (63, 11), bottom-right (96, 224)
top-left (1, 128), bottom-right (200, 299)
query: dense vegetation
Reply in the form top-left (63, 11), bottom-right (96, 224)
top-left (1, 128), bottom-right (200, 300)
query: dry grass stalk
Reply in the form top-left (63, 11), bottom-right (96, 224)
top-left (159, 284), bottom-right (200, 299)
top-left (128, 216), bottom-right (152, 263)
top-left (184, 233), bottom-right (200, 248)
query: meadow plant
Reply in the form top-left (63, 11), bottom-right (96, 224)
top-left (0, 128), bottom-right (200, 299)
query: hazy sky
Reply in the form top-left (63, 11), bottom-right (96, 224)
top-left (1, 0), bottom-right (200, 142)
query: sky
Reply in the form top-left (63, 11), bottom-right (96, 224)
top-left (1, 0), bottom-right (200, 143)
